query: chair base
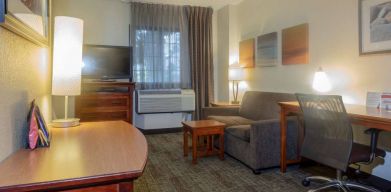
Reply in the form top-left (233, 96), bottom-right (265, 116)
top-left (302, 171), bottom-right (381, 192)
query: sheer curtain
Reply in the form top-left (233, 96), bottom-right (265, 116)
top-left (130, 3), bottom-right (190, 89)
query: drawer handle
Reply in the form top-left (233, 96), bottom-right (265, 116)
top-left (111, 101), bottom-right (122, 105)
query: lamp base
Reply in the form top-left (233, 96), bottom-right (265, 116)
top-left (231, 100), bottom-right (240, 104)
top-left (52, 118), bottom-right (80, 128)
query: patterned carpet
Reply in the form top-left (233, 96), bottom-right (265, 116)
top-left (134, 132), bottom-right (317, 192)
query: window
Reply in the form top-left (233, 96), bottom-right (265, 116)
top-left (133, 29), bottom-right (182, 88)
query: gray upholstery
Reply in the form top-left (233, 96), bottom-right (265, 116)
top-left (225, 125), bottom-right (251, 142)
top-left (202, 107), bottom-right (239, 119)
top-left (208, 116), bottom-right (254, 127)
top-left (202, 91), bottom-right (300, 172)
top-left (239, 91), bottom-right (297, 120)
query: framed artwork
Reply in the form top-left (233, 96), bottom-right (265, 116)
top-left (256, 32), bottom-right (278, 67)
top-left (239, 38), bottom-right (255, 68)
top-left (282, 23), bottom-right (309, 65)
top-left (360, 0), bottom-right (391, 54)
top-left (0, 0), bottom-right (50, 47)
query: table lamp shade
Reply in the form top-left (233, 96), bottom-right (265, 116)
top-left (229, 68), bottom-right (245, 81)
top-left (52, 16), bottom-right (84, 96)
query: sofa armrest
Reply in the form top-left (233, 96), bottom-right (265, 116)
top-left (201, 107), bottom-right (240, 120)
top-left (249, 117), bottom-right (300, 168)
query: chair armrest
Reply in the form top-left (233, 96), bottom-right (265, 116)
top-left (250, 117), bottom-right (300, 163)
top-left (201, 107), bottom-right (240, 120)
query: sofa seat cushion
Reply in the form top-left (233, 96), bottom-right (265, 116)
top-left (207, 116), bottom-right (254, 127)
top-left (226, 125), bottom-right (251, 142)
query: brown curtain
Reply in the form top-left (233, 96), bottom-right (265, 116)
top-left (186, 7), bottom-right (214, 120)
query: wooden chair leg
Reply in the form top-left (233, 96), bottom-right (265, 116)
top-left (192, 133), bottom-right (198, 164)
top-left (183, 129), bottom-right (188, 157)
top-left (219, 134), bottom-right (224, 160)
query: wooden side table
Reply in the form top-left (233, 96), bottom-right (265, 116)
top-left (182, 120), bottom-right (226, 164)
top-left (210, 102), bottom-right (240, 107)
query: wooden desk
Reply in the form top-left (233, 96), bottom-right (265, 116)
top-left (0, 121), bottom-right (148, 192)
top-left (279, 101), bottom-right (391, 173)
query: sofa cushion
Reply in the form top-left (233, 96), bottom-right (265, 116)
top-left (225, 125), bottom-right (251, 142)
top-left (239, 91), bottom-right (296, 120)
top-left (207, 116), bottom-right (254, 127)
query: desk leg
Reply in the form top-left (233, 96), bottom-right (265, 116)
top-left (192, 133), bottom-right (198, 164)
top-left (119, 181), bottom-right (133, 192)
top-left (280, 107), bottom-right (287, 173)
top-left (183, 127), bottom-right (188, 157)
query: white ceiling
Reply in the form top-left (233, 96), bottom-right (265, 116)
top-left (122, 0), bottom-right (244, 10)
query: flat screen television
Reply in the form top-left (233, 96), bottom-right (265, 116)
top-left (82, 44), bottom-right (132, 80)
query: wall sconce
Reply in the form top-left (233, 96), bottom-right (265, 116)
top-left (51, 16), bottom-right (84, 128)
top-left (229, 67), bottom-right (246, 104)
top-left (312, 67), bottom-right (331, 93)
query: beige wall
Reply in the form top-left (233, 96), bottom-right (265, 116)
top-left (0, 28), bottom-right (52, 162)
top-left (215, 0), bottom-right (391, 180)
top-left (216, 6), bottom-right (230, 102)
top-left (52, 0), bottom-right (130, 46)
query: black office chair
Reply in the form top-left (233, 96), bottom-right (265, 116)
top-left (296, 93), bottom-right (386, 192)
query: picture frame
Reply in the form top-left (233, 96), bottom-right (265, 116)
top-left (256, 32), bottom-right (278, 67)
top-left (239, 38), bottom-right (255, 68)
top-left (0, 0), bottom-right (50, 47)
top-left (359, 0), bottom-right (391, 54)
top-left (282, 23), bottom-right (309, 65)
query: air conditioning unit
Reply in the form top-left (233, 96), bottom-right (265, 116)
top-left (134, 89), bottom-right (195, 130)
top-left (136, 89), bottom-right (195, 114)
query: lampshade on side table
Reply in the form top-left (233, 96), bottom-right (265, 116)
top-left (51, 16), bottom-right (84, 128)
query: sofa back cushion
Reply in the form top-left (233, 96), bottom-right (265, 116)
top-left (239, 91), bottom-right (296, 120)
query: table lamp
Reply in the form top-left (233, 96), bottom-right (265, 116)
top-left (229, 67), bottom-right (245, 104)
top-left (312, 67), bottom-right (331, 93)
top-left (51, 16), bottom-right (84, 128)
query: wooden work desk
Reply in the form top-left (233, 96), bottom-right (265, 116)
top-left (279, 101), bottom-right (391, 173)
top-left (0, 121), bottom-right (148, 192)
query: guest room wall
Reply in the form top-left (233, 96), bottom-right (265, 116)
top-left (215, 0), bottom-right (391, 180)
top-left (0, 28), bottom-right (52, 162)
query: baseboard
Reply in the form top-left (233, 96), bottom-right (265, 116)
top-left (138, 127), bottom-right (182, 135)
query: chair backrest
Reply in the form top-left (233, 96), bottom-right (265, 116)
top-left (239, 91), bottom-right (296, 120)
top-left (296, 93), bottom-right (353, 172)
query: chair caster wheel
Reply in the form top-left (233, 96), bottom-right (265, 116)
top-left (302, 179), bottom-right (310, 187)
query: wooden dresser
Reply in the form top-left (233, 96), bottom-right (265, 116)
top-left (0, 121), bottom-right (148, 192)
top-left (75, 82), bottom-right (135, 123)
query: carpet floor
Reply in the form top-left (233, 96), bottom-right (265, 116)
top-left (134, 132), bottom-right (358, 192)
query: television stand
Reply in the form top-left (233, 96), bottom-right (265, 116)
top-left (75, 82), bottom-right (135, 123)
top-left (92, 79), bottom-right (117, 82)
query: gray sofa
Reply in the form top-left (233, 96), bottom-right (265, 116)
top-left (202, 91), bottom-right (300, 174)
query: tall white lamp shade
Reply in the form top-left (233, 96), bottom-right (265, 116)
top-left (312, 67), bottom-right (331, 93)
top-left (52, 16), bottom-right (84, 128)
